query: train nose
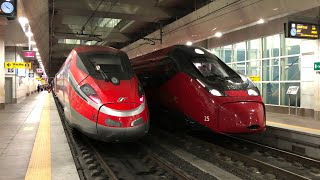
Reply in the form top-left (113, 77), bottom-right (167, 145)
top-left (218, 102), bottom-right (265, 133)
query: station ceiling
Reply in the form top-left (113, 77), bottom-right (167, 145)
top-left (20, 0), bottom-right (210, 77)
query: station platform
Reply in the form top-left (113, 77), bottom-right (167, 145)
top-left (266, 112), bottom-right (320, 136)
top-left (0, 92), bottom-right (79, 180)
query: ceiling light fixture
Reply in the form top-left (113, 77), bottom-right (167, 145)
top-left (257, 19), bottom-right (265, 24)
top-left (26, 31), bottom-right (33, 37)
top-left (215, 32), bottom-right (222, 37)
top-left (186, 41), bottom-right (192, 46)
top-left (18, 17), bottom-right (29, 26)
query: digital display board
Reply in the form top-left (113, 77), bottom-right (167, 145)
top-left (286, 22), bottom-right (319, 39)
top-left (0, 0), bottom-right (17, 18)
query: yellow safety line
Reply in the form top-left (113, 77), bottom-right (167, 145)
top-left (25, 94), bottom-right (51, 180)
top-left (267, 121), bottom-right (320, 134)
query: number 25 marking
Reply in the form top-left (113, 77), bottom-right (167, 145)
top-left (204, 116), bottom-right (210, 121)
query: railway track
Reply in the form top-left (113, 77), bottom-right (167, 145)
top-left (151, 129), bottom-right (320, 180)
top-left (54, 96), bottom-right (195, 180)
top-left (55, 95), bottom-right (319, 180)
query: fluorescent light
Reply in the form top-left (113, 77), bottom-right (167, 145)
top-left (215, 32), bottom-right (222, 37)
top-left (18, 17), bottom-right (29, 26)
top-left (26, 31), bottom-right (33, 37)
top-left (186, 41), bottom-right (192, 46)
top-left (257, 19), bottom-right (265, 24)
top-left (33, 48), bottom-right (38, 51)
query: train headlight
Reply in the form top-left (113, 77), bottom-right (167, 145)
top-left (210, 89), bottom-right (223, 96)
top-left (80, 84), bottom-right (102, 104)
top-left (247, 89), bottom-right (259, 96)
top-left (106, 119), bottom-right (122, 127)
top-left (138, 83), bottom-right (145, 103)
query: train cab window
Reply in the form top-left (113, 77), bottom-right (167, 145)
top-left (93, 56), bottom-right (124, 73)
top-left (77, 52), bottom-right (133, 80)
top-left (191, 57), bottom-right (240, 81)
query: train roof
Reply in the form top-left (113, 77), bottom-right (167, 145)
top-left (72, 45), bottom-right (124, 54)
top-left (130, 44), bottom-right (212, 65)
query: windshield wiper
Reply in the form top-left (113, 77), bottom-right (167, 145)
top-left (88, 59), bottom-right (109, 82)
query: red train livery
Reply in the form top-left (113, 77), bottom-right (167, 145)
top-left (54, 45), bottom-right (149, 141)
top-left (131, 45), bottom-right (266, 133)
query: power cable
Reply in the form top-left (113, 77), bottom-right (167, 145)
top-left (81, 0), bottom-right (106, 32)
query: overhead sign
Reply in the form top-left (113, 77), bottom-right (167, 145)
top-left (23, 51), bottom-right (36, 58)
top-left (4, 62), bottom-right (32, 69)
top-left (249, 76), bottom-right (261, 82)
top-left (286, 86), bottom-right (299, 95)
top-left (36, 68), bottom-right (43, 73)
top-left (0, 0), bottom-right (17, 18)
top-left (286, 22), bottom-right (319, 39)
top-left (314, 62), bottom-right (320, 71)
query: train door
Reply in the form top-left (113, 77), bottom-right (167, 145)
top-left (5, 77), bottom-right (13, 104)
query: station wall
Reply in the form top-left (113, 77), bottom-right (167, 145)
top-left (4, 46), bottom-right (40, 103)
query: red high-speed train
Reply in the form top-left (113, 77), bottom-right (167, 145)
top-left (131, 45), bottom-right (266, 133)
top-left (54, 45), bottom-right (149, 141)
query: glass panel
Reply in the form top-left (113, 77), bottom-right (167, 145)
top-left (280, 56), bottom-right (300, 81)
top-left (233, 42), bottom-right (246, 62)
top-left (210, 48), bottom-right (221, 58)
top-left (247, 39), bottom-right (262, 60)
top-left (280, 82), bottom-right (300, 107)
top-left (222, 45), bottom-right (232, 63)
top-left (262, 58), bottom-right (279, 81)
top-left (255, 83), bottom-right (262, 93)
top-left (282, 37), bottom-right (301, 56)
top-left (262, 83), bottom-right (279, 105)
top-left (246, 60), bottom-right (261, 77)
top-left (262, 35), bottom-right (280, 58)
top-left (231, 62), bottom-right (245, 74)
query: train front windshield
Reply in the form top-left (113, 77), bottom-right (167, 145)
top-left (77, 52), bottom-right (134, 80)
top-left (191, 57), bottom-right (241, 81)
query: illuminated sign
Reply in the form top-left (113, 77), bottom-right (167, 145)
top-left (249, 76), bottom-right (261, 82)
top-left (314, 62), bottom-right (320, 71)
top-left (286, 22), bottom-right (319, 39)
top-left (4, 62), bottom-right (32, 69)
top-left (36, 68), bottom-right (43, 73)
top-left (23, 51), bottom-right (36, 58)
top-left (0, 0), bottom-right (17, 18)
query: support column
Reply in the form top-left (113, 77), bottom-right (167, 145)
top-left (314, 40), bottom-right (320, 120)
top-left (0, 18), bottom-right (8, 109)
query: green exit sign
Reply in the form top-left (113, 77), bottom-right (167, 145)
top-left (315, 62), bottom-right (320, 71)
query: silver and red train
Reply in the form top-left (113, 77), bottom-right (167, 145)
top-left (54, 45), bottom-right (149, 141)
top-left (131, 45), bottom-right (266, 134)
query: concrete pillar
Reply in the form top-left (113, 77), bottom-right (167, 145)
top-left (0, 18), bottom-right (7, 109)
top-left (314, 40), bottom-right (320, 120)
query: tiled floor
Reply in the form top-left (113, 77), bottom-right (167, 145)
top-left (0, 92), bottom-right (79, 180)
top-left (267, 112), bottom-right (320, 135)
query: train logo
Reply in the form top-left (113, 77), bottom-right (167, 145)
top-left (117, 97), bottom-right (128, 103)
